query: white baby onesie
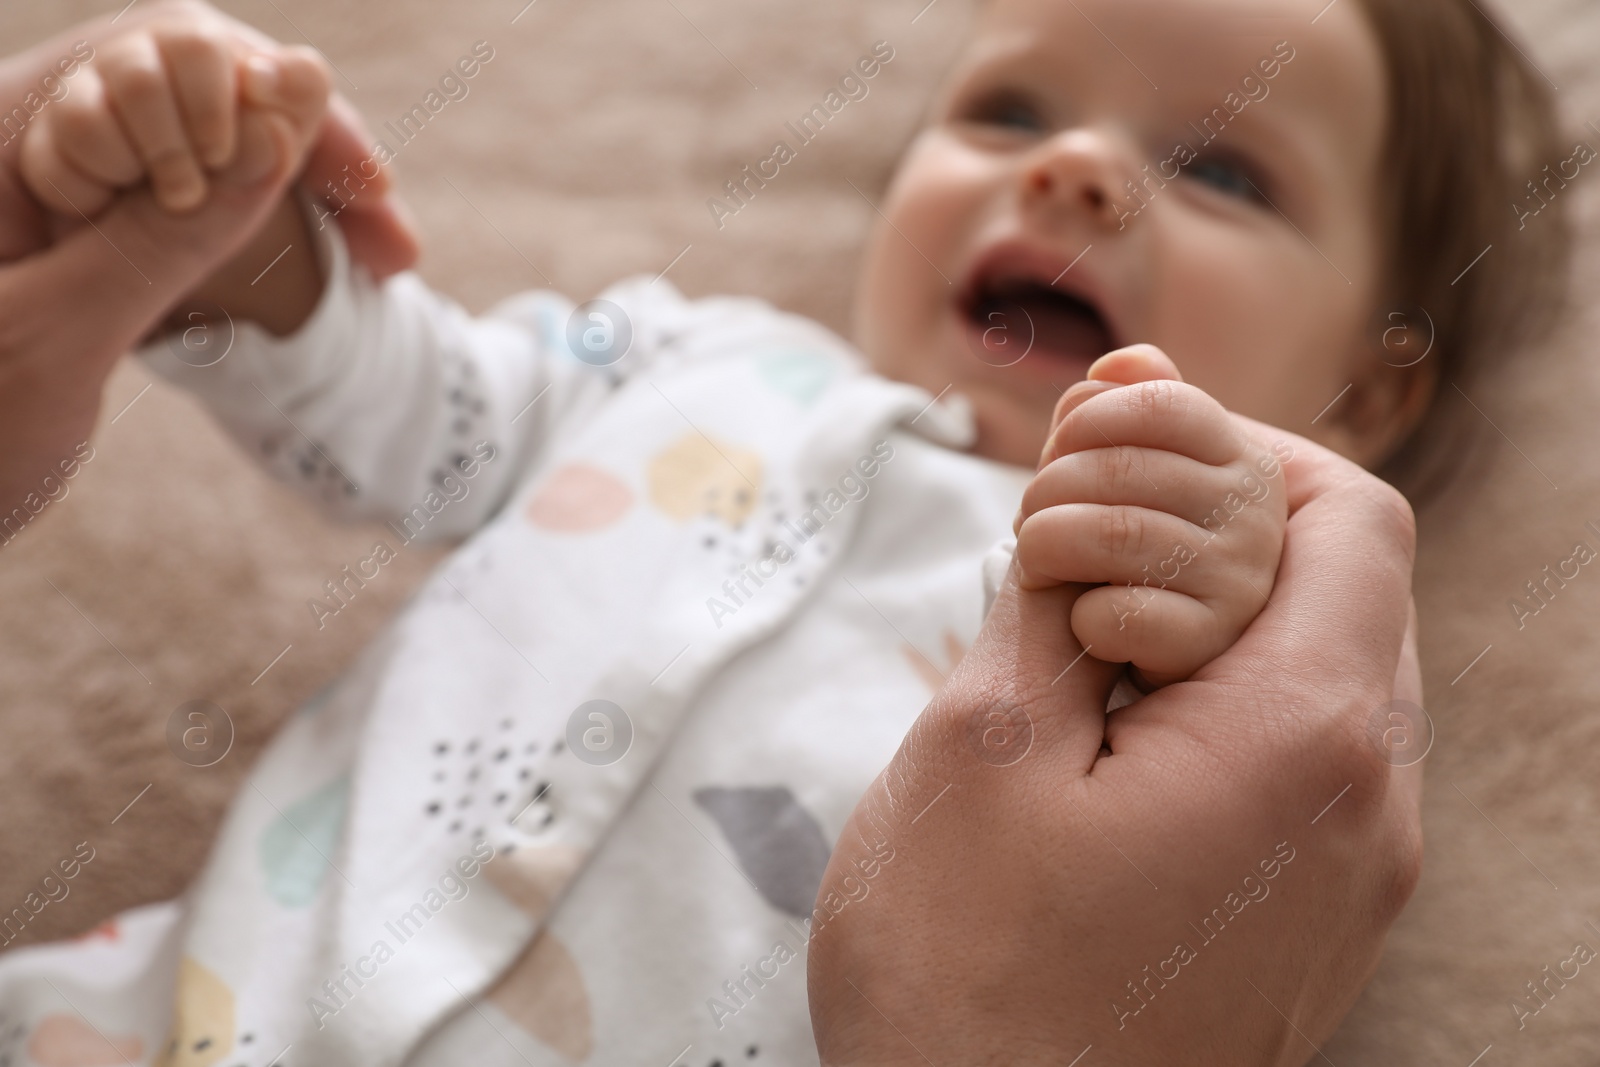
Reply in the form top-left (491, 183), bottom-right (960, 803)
top-left (0, 212), bottom-right (1030, 1067)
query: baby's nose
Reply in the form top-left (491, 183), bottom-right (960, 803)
top-left (1020, 127), bottom-right (1136, 230)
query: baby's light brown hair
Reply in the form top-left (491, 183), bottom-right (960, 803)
top-left (1355, 0), bottom-right (1571, 499)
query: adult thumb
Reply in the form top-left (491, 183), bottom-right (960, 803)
top-left (927, 562), bottom-right (1124, 780)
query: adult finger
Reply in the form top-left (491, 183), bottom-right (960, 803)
top-left (299, 95), bottom-right (422, 279)
top-left (0, 96), bottom-right (296, 382)
top-left (1108, 424), bottom-right (1415, 767)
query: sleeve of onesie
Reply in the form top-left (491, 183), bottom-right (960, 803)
top-left (135, 195), bottom-right (629, 542)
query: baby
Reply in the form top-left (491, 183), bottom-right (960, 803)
top-left (0, 0), bottom-right (1562, 1062)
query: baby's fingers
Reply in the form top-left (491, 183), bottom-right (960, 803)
top-left (159, 25), bottom-right (239, 170)
top-left (1016, 503), bottom-right (1209, 591)
top-left (199, 49), bottom-right (330, 195)
top-left (47, 67), bottom-right (145, 188)
top-left (98, 33), bottom-right (208, 212)
top-left (1087, 344), bottom-right (1184, 388)
top-left (241, 47), bottom-right (332, 156)
top-left (1038, 345), bottom-right (1184, 470)
top-left (1070, 585), bottom-right (1230, 687)
top-left (1021, 446), bottom-right (1275, 532)
top-left (1041, 376), bottom-right (1246, 472)
top-left (18, 119), bottom-right (114, 217)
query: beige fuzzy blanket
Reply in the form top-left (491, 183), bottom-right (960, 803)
top-left (2, 0), bottom-right (1598, 1060)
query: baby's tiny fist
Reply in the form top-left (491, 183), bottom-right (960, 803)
top-left (222, 48), bottom-right (332, 190)
top-left (1016, 346), bottom-right (1288, 689)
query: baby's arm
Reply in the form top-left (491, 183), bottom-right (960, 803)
top-left (1015, 346), bottom-right (1289, 689)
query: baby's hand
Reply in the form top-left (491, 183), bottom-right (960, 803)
top-left (18, 10), bottom-right (330, 218)
top-left (1015, 345), bottom-right (1289, 690)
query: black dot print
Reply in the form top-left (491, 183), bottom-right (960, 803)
top-left (426, 721), bottom-right (562, 841)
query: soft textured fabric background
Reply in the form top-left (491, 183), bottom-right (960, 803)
top-left (0, 0), bottom-right (1596, 1060)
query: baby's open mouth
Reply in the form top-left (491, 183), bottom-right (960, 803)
top-left (958, 249), bottom-right (1120, 369)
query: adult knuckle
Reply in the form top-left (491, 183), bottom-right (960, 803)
top-left (1328, 712), bottom-right (1395, 804)
top-left (1379, 817), bottom-right (1425, 921)
top-left (0, 307), bottom-right (41, 384)
top-left (1371, 481), bottom-right (1418, 559)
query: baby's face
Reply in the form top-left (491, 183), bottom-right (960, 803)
top-left (855, 0), bottom-right (1390, 468)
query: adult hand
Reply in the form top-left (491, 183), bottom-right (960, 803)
top-left (809, 362), bottom-right (1424, 1065)
top-left (0, 39), bottom-right (331, 511)
top-left (0, 0), bottom-right (419, 273)
top-left (0, 0), bottom-right (418, 510)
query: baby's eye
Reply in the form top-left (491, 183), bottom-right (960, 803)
top-left (1185, 155), bottom-right (1269, 204)
top-left (959, 89), bottom-right (1049, 134)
